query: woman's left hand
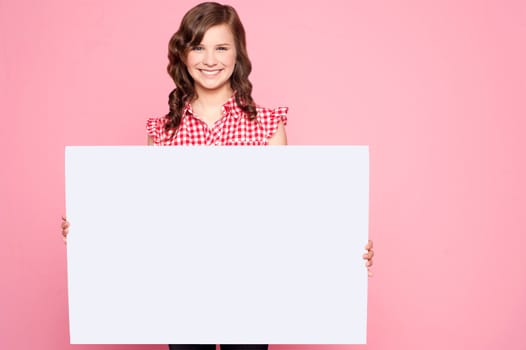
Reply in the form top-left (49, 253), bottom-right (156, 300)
top-left (363, 240), bottom-right (374, 277)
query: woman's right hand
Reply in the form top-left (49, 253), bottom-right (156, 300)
top-left (61, 216), bottom-right (70, 244)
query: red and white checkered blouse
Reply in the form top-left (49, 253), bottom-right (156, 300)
top-left (146, 94), bottom-right (288, 146)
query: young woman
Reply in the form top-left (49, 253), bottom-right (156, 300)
top-left (62, 2), bottom-right (374, 349)
top-left (146, 2), bottom-right (287, 147)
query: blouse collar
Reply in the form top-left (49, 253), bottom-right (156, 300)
top-left (183, 92), bottom-right (241, 119)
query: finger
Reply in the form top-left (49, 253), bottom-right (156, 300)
top-left (62, 224), bottom-right (69, 236)
top-left (368, 269), bottom-right (373, 277)
top-left (363, 250), bottom-right (374, 259)
top-left (61, 220), bottom-right (70, 237)
top-left (367, 259), bottom-right (373, 267)
top-left (63, 236), bottom-right (67, 245)
top-left (364, 239), bottom-right (373, 250)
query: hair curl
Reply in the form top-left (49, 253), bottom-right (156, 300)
top-left (165, 2), bottom-right (257, 132)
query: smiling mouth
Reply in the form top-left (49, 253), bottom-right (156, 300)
top-left (199, 69), bottom-right (223, 76)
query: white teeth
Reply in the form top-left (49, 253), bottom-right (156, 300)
top-left (201, 70), bottom-right (221, 76)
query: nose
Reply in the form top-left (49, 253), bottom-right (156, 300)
top-left (203, 49), bottom-right (217, 66)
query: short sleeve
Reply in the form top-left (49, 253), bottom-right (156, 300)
top-left (146, 117), bottom-right (165, 145)
top-left (257, 107), bottom-right (289, 140)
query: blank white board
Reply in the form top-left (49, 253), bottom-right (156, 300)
top-left (65, 146), bottom-right (369, 344)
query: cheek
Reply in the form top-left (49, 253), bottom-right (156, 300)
top-left (185, 52), bottom-right (198, 67)
top-left (226, 52), bottom-right (237, 67)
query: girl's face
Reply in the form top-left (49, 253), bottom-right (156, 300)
top-left (186, 24), bottom-right (237, 95)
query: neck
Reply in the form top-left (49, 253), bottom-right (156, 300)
top-left (193, 85), bottom-right (234, 109)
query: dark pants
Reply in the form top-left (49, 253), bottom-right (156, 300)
top-left (168, 345), bottom-right (268, 350)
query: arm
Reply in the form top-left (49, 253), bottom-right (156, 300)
top-left (268, 121), bottom-right (287, 145)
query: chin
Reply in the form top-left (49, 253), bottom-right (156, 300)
top-left (198, 81), bottom-right (230, 92)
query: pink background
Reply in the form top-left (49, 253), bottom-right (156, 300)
top-left (1, 0), bottom-right (525, 349)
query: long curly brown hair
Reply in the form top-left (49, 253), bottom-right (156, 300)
top-left (165, 2), bottom-right (257, 132)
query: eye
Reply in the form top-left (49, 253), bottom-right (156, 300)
top-left (217, 46), bottom-right (229, 51)
top-left (191, 46), bottom-right (204, 51)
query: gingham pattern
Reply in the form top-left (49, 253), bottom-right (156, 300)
top-left (146, 95), bottom-right (288, 146)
